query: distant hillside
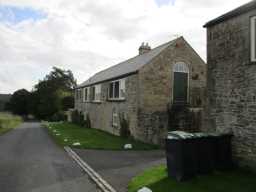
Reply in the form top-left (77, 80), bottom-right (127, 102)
top-left (0, 94), bottom-right (12, 111)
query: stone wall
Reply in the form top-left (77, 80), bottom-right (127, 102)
top-left (75, 74), bottom-right (139, 136)
top-left (205, 9), bottom-right (256, 169)
top-left (138, 38), bottom-right (206, 144)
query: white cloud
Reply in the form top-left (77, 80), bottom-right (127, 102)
top-left (0, 0), bottom-right (250, 93)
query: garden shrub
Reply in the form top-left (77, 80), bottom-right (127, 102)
top-left (51, 111), bottom-right (67, 122)
top-left (85, 113), bottom-right (91, 128)
top-left (119, 113), bottom-right (130, 138)
top-left (71, 110), bottom-right (85, 126)
top-left (168, 103), bottom-right (201, 132)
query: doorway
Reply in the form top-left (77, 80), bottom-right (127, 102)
top-left (173, 62), bottom-right (189, 104)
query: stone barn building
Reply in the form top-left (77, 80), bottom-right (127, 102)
top-left (75, 37), bottom-right (206, 144)
top-left (204, 1), bottom-right (256, 169)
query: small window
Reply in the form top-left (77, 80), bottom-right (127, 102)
top-left (109, 82), bottom-right (114, 98)
top-left (120, 79), bottom-right (125, 98)
top-left (77, 89), bottom-right (82, 100)
top-left (83, 87), bottom-right (90, 102)
top-left (81, 90), bottom-right (83, 99)
top-left (112, 111), bottom-right (118, 127)
top-left (173, 62), bottom-right (189, 73)
top-left (91, 87), bottom-right (95, 101)
top-left (114, 81), bottom-right (120, 98)
top-left (251, 16), bottom-right (256, 62)
top-left (84, 88), bottom-right (88, 102)
top-left (92, 84), bottom-right (101, 102)
top-left (95, 84), bottom-right (101, 101)
top-left (80, 89), bottom-right (82, 100)
top-left (109, 79), bottom-right (126, 100)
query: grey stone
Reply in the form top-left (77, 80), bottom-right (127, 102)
top-left (204, 6), bottom-right (256, 170)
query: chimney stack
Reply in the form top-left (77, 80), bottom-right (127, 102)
top-left (139, 42), bottom-right (151, 55)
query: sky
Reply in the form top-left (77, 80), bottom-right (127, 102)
top-left (0, 0), bottom-right (250, 93)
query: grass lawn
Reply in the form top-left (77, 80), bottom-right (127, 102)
top-left (128, 165), bottom-right (256, 192)
top-left (0, 113), bottom-right (22, 135)
top-left (45, 122), bottom-right (158, 150)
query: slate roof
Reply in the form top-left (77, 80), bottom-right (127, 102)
top-left (78, 37), bottom-right (181, 88)
top-left (204, 0), bottom-right (256, 27)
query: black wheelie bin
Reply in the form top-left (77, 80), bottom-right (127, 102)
top-left (166, 131), bottom-right (197, 181)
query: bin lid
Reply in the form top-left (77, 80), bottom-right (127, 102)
top-left (193, 132), bottom-right (210, 138)
top-left (207, 132), bottom-right (222, 137)
top-left (168, 131), bottom-right (194, 139)
top-left (167, 135), bottom-right (180, 140)
top-left (208, 132), bottom-right (233, 137)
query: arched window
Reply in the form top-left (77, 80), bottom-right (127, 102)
top-left (173, 62), bottom-right (189, 73)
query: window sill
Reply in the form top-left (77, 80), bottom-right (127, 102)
top-left (91, 101), bottom-right (102, 104)
top-left (247, 61), bottom-right (256, 65)
top-left (108, 98), bottom-right (126, 102)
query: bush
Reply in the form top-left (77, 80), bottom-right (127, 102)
top-left (119, 113), bottom-right (130, 138)
top-left (51, 111), bottom-right (67, 122)
top-left (71, 110), bottom-right (85, 126)
top-left (85, 113), bottom-right (91, 128)
top-left (167, 103), bottom-right (201, 132)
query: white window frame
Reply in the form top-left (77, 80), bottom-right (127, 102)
top-left (173, 62), bottom-right (189, 73)
top-left (93, 84), bottom-right (101, 102)
top-left (83, 88), bottom-right (86, 102)
top-left (251, 16), bottom-right (256, 62)
top-left (80, 89), bottom-right (83, 100)
top-left (120, 79), bottom-right (125, 99)
top-left (77, 89), bottom-right (82, 100)
top-left (112, 111), bottom-right (118, 127)
top-left (109, 78), bottom-right (126, 100)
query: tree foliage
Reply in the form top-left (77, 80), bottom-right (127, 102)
top-left (9, 67), bottom-right (76, 120)
top-left (31, 67), bottom-right (76, 120)
top-left (8, 89), bottom-right (30, 116)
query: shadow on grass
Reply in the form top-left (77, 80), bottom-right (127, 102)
top-left (129, 165), bottom-right (256, 192)
top-left (148, 170), bottom-right (256, 192)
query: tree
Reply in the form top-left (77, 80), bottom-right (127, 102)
top-left (30, 67), bottom-right (76, 120)
top-left (35, 67), bottom-right (76, 91)
top-left (9, 89), bottom-right (30, 116)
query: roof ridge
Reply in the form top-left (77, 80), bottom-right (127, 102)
top-left (84, 36), bottom-right (182, 84)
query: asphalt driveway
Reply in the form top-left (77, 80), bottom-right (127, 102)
top-left (0, 122), bottom-right (97, 192)
top-left (74, 149), bottom-right (166, 192)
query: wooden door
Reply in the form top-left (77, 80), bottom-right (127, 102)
top-left (173, 72), bottom-right (188, 104)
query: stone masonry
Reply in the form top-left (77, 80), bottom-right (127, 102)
top-left (204, 6), bottom-right (256, 169)
top-left (137, 38), bottom-right (206, 144)
top-left (75, 74), bottom-right (139, 136)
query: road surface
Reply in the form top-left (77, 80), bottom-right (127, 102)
top-left (0, 122), bottom-right (97, 192)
